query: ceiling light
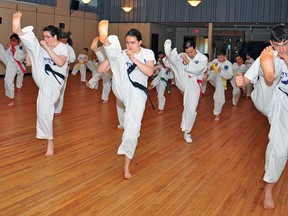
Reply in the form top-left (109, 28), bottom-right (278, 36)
top-left (122, 0), bottom-right (132, 12)
top-left (81, 0), bottom-right (91, 4)
top-left (187, 0), bottom-right (202, 7)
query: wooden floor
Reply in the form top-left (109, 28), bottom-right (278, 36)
top-left (0, 73), bottom-right (287, 216)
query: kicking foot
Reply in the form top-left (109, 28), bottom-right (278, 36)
top-left (12, 12), bottom-right (23, 36)
top-left (263, 183), bottom-right (276, 210)
top-left (98, 20), bottom-right (109, 44)
top-left (8, 100), bottom-right (15, 107)
top-left (164, 39), bottom-right (172, 56)
top-left (260, 46), bottom-right (275, 84)
top-left (90, 36), bottom-right (99, 51)
top-left (45, 140), bottom-right (54, 156)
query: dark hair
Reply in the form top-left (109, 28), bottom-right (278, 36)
top-left (270, 24), bottom-right (288, 42)
top-left (216, 48), bottom-right (226, 56)
top-left (83, 47), bottom-right (88, 52)
top-left (183, 40), bottom-right (196, 50)
top-left (246, 51), bottom-right (252, 57)
top-left (204, 53), bottom-right (209, 61)
top-left (10, 33), bottom-right (20, 41)
top-left (42, 25), bottom-right (60, 40)
top-left (67, 38), bottom-right (73, 46)
top-left (59, 31), bottom-right (73, 46)
top-left (125, 28), bottom-right (142, 41)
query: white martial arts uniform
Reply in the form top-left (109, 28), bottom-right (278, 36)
top-left (209, 59), bottom-right (233, 116)
top-left (103, 35), bottom-right (155, 159)
top-left (0, 43), bottom-right (26, 99)
top-left (166, 48), bottom-right (208, 135)
top-left (19, 26), bottom-right (68, 140)
top-left (150, 64), bottom-right (172, 110)
top-left (245, 50), bottom-right (288, 183)
top-left (231, 62), bottom-right (247, 105)
top-left (87, 46), bottom-right (112, 101)
top-left (54, 44), bottom-right (76, 114)
top-left (243, 58), bottom-right (255, 97)
top-left (72, 53), bottom-right (88, 82)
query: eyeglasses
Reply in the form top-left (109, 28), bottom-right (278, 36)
top-left (43, 35), bottom-right (52, 39)
top-left (272, 41), bottom-right (288, 48)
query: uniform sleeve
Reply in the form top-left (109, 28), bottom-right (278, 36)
top-left (145, 49), bottom-right (156, 64)
top-left (68, 45), bottom-right (76, 63)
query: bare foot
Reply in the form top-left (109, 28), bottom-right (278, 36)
top-left (117, 125), bottom-right (124, 129)
top-left (124, 156), bottom-right (132, 180)
top-left (263, 183), bottom-right (276, 210)
top-left (164, 39), bottom-right (172, 56)
top-left (124, 169), bottom-right (132, 180)
top-left (54, 113), bottom-right (61, 117)
top-left (12, 12), bottom-right (23, 36)
top-left (214, 115), bottom-right (220, 121)
top-left (45, 140), bottom-right (54, 156)
top-left (85, 80), bottom-right (92, 89)
top-left (8, 100), bottom-right (15, 107)
top-left (16, 88), bottom-right (21, 92)
top-left (98, 20), bottom-right (109, 44)
top-left (90, 36), bottom-right (99, 51)
top-left (158, 110), bottom-right (164, 114)
top-left (260, 46), bottom-right (275, 84)
top-left (102, 100), bottom-right (108, 104)
top-left (148, 85), bottom-right (153, 90)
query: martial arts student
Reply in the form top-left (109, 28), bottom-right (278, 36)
top-left (236, 24), bottom-right (288, 210)
top-left (243, 51), bottom-right (254, 98)
top-left (208, 48), bottom-right (233, 121)
top-left (71, 47), bottom-right (88, 83)
top-left (87, 37), bottom-right (112, 103)
top-left (231, 54), bottom-right (247, 105)
top-left (164, 39), bottom-right (208, 143)
top-left (0, 33), bottom-right (26, 106)
top-left (54, 32), bottom-right (76, 116)
top-left (148, 55), bottom-right (172, 114)
top-left (201, 53), bottom-right (210, 94)
top-left (12, 11), bottom-right (69, 156)
top-left (97, 20), bottom-right (155, 179)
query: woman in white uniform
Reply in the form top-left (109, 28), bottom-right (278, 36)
top-left (12, 12), bottom-right (69, 156)
top-left (97, 20), bottom-right (155, 179)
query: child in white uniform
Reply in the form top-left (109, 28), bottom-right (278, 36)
top-left (231, 54), bottom-right (247, 105)
top-left (71, 48), bottom-right (88, 83)
top-left (12, 12), bottom-right (69, 156)
top-left (236, 24), bottom-right (288, 210)
top-left (208, 48), bottom-right (233, 121)
top-left (87, 39), bottom-right (112, 103)
top-left (0, 34), bottom-right (26, 106)
top-left (164, 39), bottom-right (208, 143)
top-left (243, 51), bottom-right (254, 98)
top-left (97, 20), bottom-right (155, 179)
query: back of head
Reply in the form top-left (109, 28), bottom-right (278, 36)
top-left (270, 24), bottom-right (288, 42)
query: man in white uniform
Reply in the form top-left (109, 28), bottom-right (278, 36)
top-left (236, 24), bottom-right (288, 210)
top-left (208, 49), bottom-right (233, 121)
top-left (164, 39), bottom-right (208, 143)
top-left (231, 54), bottom-right (247, 105)
top-left (12, 12), bottom-right (69, 156)
top-left (97, 20), bottom-right (155, 179)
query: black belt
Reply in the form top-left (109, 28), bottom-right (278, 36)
top-left (45, 64), bottom-right (65, 85)
top-left (127, 63), bottom-right (155, 110)
top-left (279, 87), bottom-right (288, 97)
